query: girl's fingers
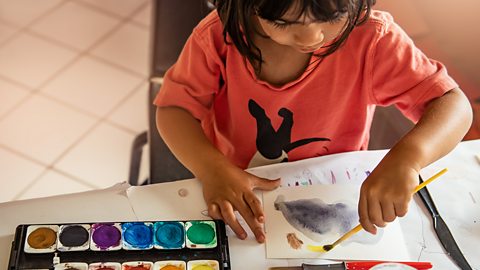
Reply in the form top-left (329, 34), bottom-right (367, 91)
top-left (367, 196), bottom-right (386, 228)
top-left (394, 201), bottom-right (409, 217)
top-left (235, 202), bottom-right (265, 243)
top-left (380, 200), bottom-right (396, 223)
top-left (243, 192), bottom-right (264, 223)
top-left (207, 203), bottom-right (223, 220)
top-left (253, 177), bottom-right (281, 191)
top-left (358, 191), bottom-right (377, 234)
top-left (217, 201), bottom-right (247, 240)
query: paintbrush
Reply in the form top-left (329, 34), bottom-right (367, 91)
top-left (307, 168), bottom-right (448, 253)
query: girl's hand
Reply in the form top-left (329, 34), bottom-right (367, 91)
top-left (200, 166), bottom-right (280, 243)
top-left (358, 164), bottom-right (419, 234)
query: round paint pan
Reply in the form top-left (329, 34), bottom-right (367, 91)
top-left (185, 221), bottom-right (217, 249)
top-left (186, 260), bottom-right (219, 270)
top-left (90, 223), bottom-right (122, 251)
top-left (153, 260), bottom-right (186, 270)
top-left (122, 222), bottom-right (154, 250)
top-left (121, 261), bottom-right (154, 270)
top-left (24, 225), bottom-right (59, 253)
top-left (153, 221), bottom-right (185, 249)
top-left (54, 262), bottom-right (89, 270)
top-left (88, 262), bottom-right (122, 270)
top-left (57, 224), bottom-right (90, 251)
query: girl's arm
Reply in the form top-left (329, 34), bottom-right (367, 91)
top-left (156, 106), bottom-right (280, 243)
top-left (359, 88), bottom-right (473, 234)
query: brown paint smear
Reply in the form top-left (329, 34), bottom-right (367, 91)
top-left (27, 227), bottom-right (56, 249)
top-left (286, 232), bottom-right (303, 249)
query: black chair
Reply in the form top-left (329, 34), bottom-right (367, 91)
top-left (129, 0), bottom-right (213, 186)
top-left (128, 0), bottom-right (413, 186)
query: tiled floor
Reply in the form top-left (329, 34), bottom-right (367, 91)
top-left (0, 0), bottom-right (152, 203)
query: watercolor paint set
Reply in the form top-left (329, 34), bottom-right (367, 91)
top-left (8, 220), bottom-right (230, 270)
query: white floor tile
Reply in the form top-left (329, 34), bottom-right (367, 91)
top-left (0, 79), bottom-right (30, 118)
top-left (0, 22), bottom-right (17, 45)
top-left (0, 33), bottom-right (76, 88)
top-left (0, 0), bottom-right (62, 28)
top-left (0, 94), bottom-right (96, 164)
top-left (108, 82), bottom-right (148, 133)
top-left (132, 1), bottom-right (152, 27)
top-left (55, 123), bottom-right (135, 188)
top-left (30, 1), bottom-right (119, 51)
top-left (79, 0), bottom-right (148, 18)
top-left (41, 56), bottom-right (143, 118)
top-left (17, 169), bottom-right (94, 201)
top-left (91, 23), bottom-right (149, 76)
top-left (0, 0), bottom-right (153, 202)
top-left (0, 148), bottom-right (44, 203)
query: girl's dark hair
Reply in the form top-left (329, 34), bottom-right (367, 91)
top-left (213, 0), bottom-right (376, 72)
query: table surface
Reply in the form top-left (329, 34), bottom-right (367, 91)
top-left (1, 140), bottom-right (479, 269)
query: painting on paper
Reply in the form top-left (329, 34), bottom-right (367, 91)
top-left (263, 184), bottom-right (410, 260)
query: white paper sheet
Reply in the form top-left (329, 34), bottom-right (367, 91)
top-left (125, 179), bottom-right (208, 221)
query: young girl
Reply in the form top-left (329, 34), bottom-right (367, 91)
top-left (155, 0), bottom-right (472, 243)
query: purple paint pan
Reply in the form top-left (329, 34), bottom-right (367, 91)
top-left (90, 223), bottom-right (122, 251)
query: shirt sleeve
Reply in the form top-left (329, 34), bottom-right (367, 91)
top-left (368, 16), bottom-right (458, 123)
top-left (153, 28), bottom-right (224, 122)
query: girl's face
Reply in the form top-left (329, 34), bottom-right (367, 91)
top-left (255, 7), bottom-right (347, 53)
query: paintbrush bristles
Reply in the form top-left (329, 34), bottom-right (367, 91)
top-left (322, 245), bottom-right (333, 251)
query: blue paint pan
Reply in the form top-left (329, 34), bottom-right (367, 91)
top-left (154, 221), bottom-right (185, 249)
top-left (122, 222), bottom-right (154, 250)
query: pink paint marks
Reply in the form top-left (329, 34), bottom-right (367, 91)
top-left (330, 170), bottom-right (336, 184)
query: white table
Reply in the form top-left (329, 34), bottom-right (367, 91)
top-left (1, 140), bottom-right (479, 269)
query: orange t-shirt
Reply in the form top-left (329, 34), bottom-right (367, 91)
top-left (154, 10), bottom-right (458, 169)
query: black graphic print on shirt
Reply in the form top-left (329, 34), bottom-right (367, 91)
top-left (247, 99), bottom-right (330, 168)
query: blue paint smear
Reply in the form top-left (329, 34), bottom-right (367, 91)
top-left (154, 221), bottom-right (185, 249)
top-left (275, 195), bottom-right (357, 236)
top-left (122, 222), bottom-right (153, 249)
